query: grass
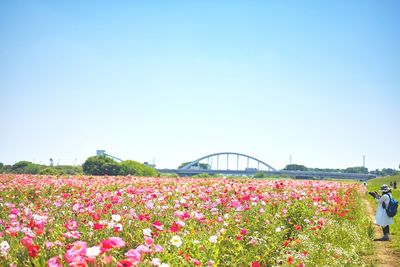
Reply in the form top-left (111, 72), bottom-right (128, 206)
top-left (366, 174), bottom-right (400, 252)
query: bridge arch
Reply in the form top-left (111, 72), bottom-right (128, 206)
top-left (179, 152), bottom-right (277, 172)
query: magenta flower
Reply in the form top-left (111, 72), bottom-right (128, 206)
top-left (152, 221), bottom-right (164, 231)
top-left (101, 237), bottom-right (125, 252)
top-left (64, 220), bottom-right (78, 231)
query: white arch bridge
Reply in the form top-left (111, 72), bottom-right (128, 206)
top-left (157, 152), bottom-right (376, 180)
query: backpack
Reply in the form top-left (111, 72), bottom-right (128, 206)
top-left (382, 194), bottom-right (398, 217)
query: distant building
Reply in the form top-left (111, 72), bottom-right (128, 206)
top-left (97, 150), bottom-right (106, 156)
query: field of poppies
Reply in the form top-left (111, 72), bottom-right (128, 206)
top-left (0, 174), bottom-right (374, 266)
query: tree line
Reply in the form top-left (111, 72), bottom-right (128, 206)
top-left (282, 164), bottom-right (399, 176)
top-left (0, 156), bottom-right (159, 176)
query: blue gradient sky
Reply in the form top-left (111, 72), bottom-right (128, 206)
top-left (1, 0), bottom-right (399, 170)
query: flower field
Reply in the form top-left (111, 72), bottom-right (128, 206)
top-left (0, 175), bottom-right (374, 266)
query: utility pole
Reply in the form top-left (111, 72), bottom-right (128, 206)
top-left (363, 155), bottom-right (365, 168)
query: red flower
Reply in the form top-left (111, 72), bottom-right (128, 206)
top-left (251, 262), bottom-right (261, 267)
top-left (287, 256), bottom-right (294, 265)
top-left (117, 259), bottom-right (134, 267)
top-left (92, 213), bottom-right (101, 221)
top-left (294, 225), bottom-right (301, 231)
top-left (28, 244), bottom-right (40, 258)
top-left (170, 222), bottom-right (181, 232)
top-left (93, 223), bottom-right (104, 230)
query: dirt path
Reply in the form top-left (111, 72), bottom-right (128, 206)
top-left (363, 198), bottom-right (400, 266)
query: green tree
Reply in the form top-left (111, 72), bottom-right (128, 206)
top-left (120, 160), bottom-right (159, 176)
top-left (82, 156), bottom-right (121, 176)
top-left (283, 164), bottom-right (308, 171)
top-left (11, 161), bottom-right (43, 174)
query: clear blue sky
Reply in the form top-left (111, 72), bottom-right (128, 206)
top-left (1, 0), bottom-right (399, 170)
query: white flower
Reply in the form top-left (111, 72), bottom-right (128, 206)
top-left (275, 227), bottom-right (282, 232)
top-left (111, 214), bottom-right (121, 222)
top-left (143, 228), bottom-right (152, 236)
top-left (0, 241), bottom-right (10, 256)
top-left (193, 240), bottom-right (200, 244)
top-left (160, 264), bottom-right (169, 267)
top-left (152, 258), bottom-right (161, 266)
top-left (170, 235), bottom-right (182, 247)
top-left (107, 221), bottom-right (115, 229)
top-left (86, 246), bottom-right (101, 258)
top-left (209, 235), bottom-right (218, 243)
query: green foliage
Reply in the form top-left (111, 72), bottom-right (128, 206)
top-left (120, 160), bottom-right (158, 176)
top-left (54, 165), bottom-right (83, 175)
top-left (344, 166), bottom-right (368, 174)
top-left (160, 173), bottom-right (179, 178)
top-left (253, 172), bottom-right (266, 178)
top-left (39, 167), bottom-right (63, 176)
top-left (1, 161), bottom-right (82, 175)
top-left (192, 173), bottom-right (219, 178)
top-left (283, 164), bottom-right (308, 171)
top-left (11, 161), bottom-right (42, 174)
top-left (82, 157), bottom-right (159, 176)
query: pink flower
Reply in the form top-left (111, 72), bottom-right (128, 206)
top-left (192, 258), bottom-right (202, 266)
top-left (144, 236), bottom-right (154, 246)
top-left (45, 241), bottom-right (54, 250)
top-left (63, 231), bottom-right (81, 239)
top-left (47, 256), bottom-right (62, 267)
top-left (64, 241), bottom-right (87, 263)
top-left (21, 236), bottom-right (34, 247)
top-left (136, 245), bottom-right (151, 254)
top-left (101, 254), bottom-right (113, 264)
top-left (240, 228), bottom-right (247, 235)
top-left (125, 249), bottom-right (142, 264)
top-left (154, 244), bottom-right (163, 253)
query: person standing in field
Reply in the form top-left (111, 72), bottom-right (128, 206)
top-left (372, 184), bottom-right (393, 241)
top-left (394, 181), bottom-right (397, 189)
